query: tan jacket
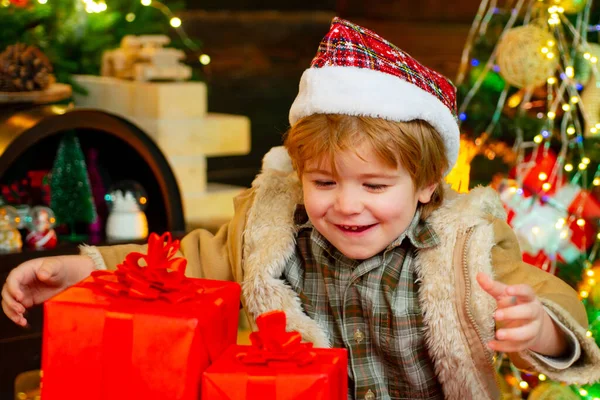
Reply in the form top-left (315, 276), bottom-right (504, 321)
top-left (83, 147), bottom-right (600, 399)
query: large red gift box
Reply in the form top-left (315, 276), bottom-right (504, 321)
top-left (201, 311), bottom-right (348, 399)
top-left (41, 233), bottom-right (241, 400)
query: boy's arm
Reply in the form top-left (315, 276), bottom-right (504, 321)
top-left (79, 224), bottom-right (233, 281)
top-left (490, 218), bottom-right (600, 384)
top-left (79, 187), bottom-right (256, 283)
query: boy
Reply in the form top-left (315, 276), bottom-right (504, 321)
top-left (3, 17), bottom-right (600, 400)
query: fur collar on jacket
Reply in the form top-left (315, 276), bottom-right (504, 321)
top-left (241, 147), bottom-right (506, 399)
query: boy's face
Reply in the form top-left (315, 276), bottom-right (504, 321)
top-left (301, 143), bottom-right (436, 260)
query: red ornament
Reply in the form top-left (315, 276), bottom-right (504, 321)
top-left (9, 0), bottom-right (28, 7)
top-left (510, 149), bottom-right (565, 197)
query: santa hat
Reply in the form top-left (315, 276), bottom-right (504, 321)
top-left (289, 17), bottom-right (460, 170)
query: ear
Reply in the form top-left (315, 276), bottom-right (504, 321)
top-left (417, 182), bottom-right (438, 204)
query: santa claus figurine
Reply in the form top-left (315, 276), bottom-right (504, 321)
top-left (26, 206), bottom-right (58, 250)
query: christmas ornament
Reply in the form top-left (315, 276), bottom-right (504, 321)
top-left (0, 205), bottom-right (22, 252)
top-left (527, 381), bottom-right (579, 400)
top-left (469, 65), bottom-right (506, 93)
top-left (85, 148), bottom-right (107, 241)
top-left (25, 206), bottom-right (57, 250)
top-left (496, 25), bottom-right (559, 89)
top-left (510, 148), bottom-right (563, 197)
top-left (8, 0), bottom-right (28, 8)
top-left (559, 0), bottom-right (588, 14)
top-left (50, 132), bottom-right (98, 240)
top-left (580, 43), bottom-right (600, 137)
top-left (105, 181), bottom-right (148, 242)
top-left (0, 43), bottom-right (54, 92)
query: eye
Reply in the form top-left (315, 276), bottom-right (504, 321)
top-left (314, 180), bottom-right (335, 188)
top-left (364, 183), bottom-right (388, 192)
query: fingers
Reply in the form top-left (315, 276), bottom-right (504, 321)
top-left (1, 284), bottom-right (27, 326)
top-left (505, 284), bottom-right (536, 302)
top-left (488, 323), bottom-right (539, 353)
top-left (495, 303), bottom-right (542, 322)
top-left (476, 272), bottom-right (507, 299)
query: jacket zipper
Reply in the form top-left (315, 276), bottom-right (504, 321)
top-left (461, 226), bottom-right (500, 398)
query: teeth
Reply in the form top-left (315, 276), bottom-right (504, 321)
top-left (343, 226), bottom-right (359, 231)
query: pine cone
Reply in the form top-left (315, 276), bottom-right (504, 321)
top-left (0, 43), bottom-right (54, 92)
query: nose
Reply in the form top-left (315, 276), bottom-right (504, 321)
top-left (334, 188), bottom-right (363, 215)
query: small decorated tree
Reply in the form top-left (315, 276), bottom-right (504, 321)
top-left (50, 132), bottom-right (97, 240)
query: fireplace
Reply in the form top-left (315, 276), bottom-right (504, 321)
top-left (0, 104), bottom-right (185, 399)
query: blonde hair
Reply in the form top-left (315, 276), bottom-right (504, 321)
top-left (284, 114), bottom-right (448, 220)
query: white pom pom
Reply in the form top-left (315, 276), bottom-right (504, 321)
top-left (261, 146), bottom-right (294, 173)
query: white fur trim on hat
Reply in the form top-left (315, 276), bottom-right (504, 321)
top-left (289, 66), bottom-right (460, 171)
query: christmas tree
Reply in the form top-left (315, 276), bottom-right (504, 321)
top-left (0, 0), bottom-right (201, 90)
top-left (50, 132), bottom-right (97, 240)
top-left (451, 0), bottom-right (600, 398)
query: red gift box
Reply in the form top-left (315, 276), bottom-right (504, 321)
top-left (41, 233), bottom-right (241, 400)
top-left (202, 311), bottom-right (348, 400)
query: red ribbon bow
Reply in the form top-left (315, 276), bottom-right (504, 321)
top-left (237, 310), bottom-right (316, 366)
top-left (90, 232), bottom-right (202, 303)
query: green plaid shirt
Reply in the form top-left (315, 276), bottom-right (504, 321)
top-left (283, 206), bottom-right (444, 400)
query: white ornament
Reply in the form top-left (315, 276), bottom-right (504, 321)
top-left (106, 190), bottom-right (148, 242)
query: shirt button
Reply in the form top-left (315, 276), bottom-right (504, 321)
top-left (354, 328), bottom-right (365, 344)
top-left (365, 389), bottom-right (375, 400)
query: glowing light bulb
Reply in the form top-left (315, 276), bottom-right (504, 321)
top-left (199, 54), bottom-right (211, 65)
top-left (538, 374), bottom-right (547, 381)
top-left (547, 77), bottom-right (557, 84)
top-left (583, 157), bottom-right (591, 164)
top-left (562, 104), bottom-right (571, 112)
top-left (170, 17), bottom-right (182, 27)
top-left (567, 126), bottom-right (576, 135)
top-left (565, 163), bottom-right (574, 172)
top-left (594, 177), bottom-right (600, 186)
top-left (547, 111), bottom-right (556, 119)
top-left (126, 13), bottom-right (136, 22)
top-left (577, 218), bottom-right (586, 226)
top-left (519, 381), bottom-right (529, 390)
top-left (141, 0), bottom-right (151, 6)
top-left (579, 162), bottom-right (588, 170)
top-left (571, 96), bottom-right (579, 104)
top-left (566, 66), bottom-right (574, 78)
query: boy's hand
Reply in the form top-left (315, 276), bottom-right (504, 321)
top-left (2, 256), bottom-right (93, 327)
top-left (476, 272), bottom-right (549, 353)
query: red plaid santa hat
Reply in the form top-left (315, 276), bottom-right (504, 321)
top-left (289, 17), bottom-right (460, 171)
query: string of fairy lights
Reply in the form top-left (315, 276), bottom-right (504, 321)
top-left (458, 0), bottom-right (599, 397)
top-left (4, 0), bottom-right (212, 66)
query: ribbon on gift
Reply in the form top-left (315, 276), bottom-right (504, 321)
top-left (237, 310), bottom-right (316, 367)
top-left (90, 232), bottom-right (203, 303)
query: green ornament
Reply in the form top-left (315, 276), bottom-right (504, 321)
top-left (469, 65), bottom-right (506, 92)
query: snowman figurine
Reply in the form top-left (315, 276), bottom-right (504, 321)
top-left (105, 181), bottom-right (148, 242)
top-left (25, 206), bottom-right (58, 250)
top-left (0, 205), bottom-right (23, 252)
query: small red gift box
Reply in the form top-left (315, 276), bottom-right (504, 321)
top-left (41, 233), bottom-right (241, 400)
top-left (201, 311), bottom-right (348, 400)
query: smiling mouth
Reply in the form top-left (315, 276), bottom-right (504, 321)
top-left (336, 224), bottom-right (376, 233)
